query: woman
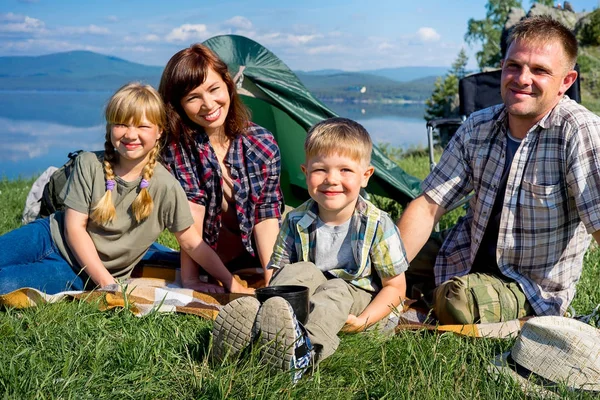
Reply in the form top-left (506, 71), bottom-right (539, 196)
top-left (159, 44), bottom-right (283, 292)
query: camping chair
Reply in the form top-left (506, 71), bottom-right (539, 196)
top-left (426, 65), bottom-right (582, 172)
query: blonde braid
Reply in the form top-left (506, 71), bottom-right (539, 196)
top-left (131, 143), bottom-right (159, 222)
top-left (90, 141), bottom-right (118, 225)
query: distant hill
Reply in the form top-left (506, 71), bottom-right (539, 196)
top-left (296, 71), bottom-right (437, 102)
top-left (0, 50), bottom-right (162, 78)
top-left (295, 69), bottom-right (345, 76)
top-left (0, 51), bottom-right (437, 102)
top-left (296, 66), bottom-right (448, 82)
top-left (362, 66), bottom-right (448, 82)
top-left (295, 71), bottom-right (402, 88)
top-left (0, 51), bottom-right (162, 91)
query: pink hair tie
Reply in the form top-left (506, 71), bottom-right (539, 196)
top-left (106, 179), bottom-right (116, 191)
top-left (140, 179), bottom-right (149, 189)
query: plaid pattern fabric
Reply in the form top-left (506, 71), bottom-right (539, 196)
top-left (162, 123), bottom-right (283, 255)
top-left (423, 97), bottom-right (600, 316)
top-left (269, 196), bottom-right (408, 292)
top-left (0, 278), bottom-right (236, 319)
top-left (433, 273), bottom-right (532, 325)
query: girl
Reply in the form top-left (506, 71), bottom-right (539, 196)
top-left (159, 44), bottom-right (283, 290)
top-left (0, 83), bottom-right (253, 295)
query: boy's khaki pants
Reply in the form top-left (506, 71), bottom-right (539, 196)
top-left (270, 262), bottom-right (373, 363)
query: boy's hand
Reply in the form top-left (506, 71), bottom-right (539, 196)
top-left (342, 314), bottom-right (369, 332)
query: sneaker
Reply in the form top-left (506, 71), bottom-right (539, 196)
top-left (211, 296), bottom-right (261, 362)
top-left (254, 296), bottom-right (312, 383)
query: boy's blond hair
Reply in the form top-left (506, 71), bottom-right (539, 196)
top-left (304, 117), bottom-right (372, 165)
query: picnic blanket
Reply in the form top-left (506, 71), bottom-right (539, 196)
top-left (0, 262), bottom-right (530, 339)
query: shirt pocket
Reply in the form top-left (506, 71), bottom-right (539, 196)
top-left (518, 180), bottom-right (565, 232)
top-left (519, 180), bottom-right (563, 208)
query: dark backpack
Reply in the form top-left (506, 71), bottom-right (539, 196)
top-left (38, 150), bottom-right (103, 218)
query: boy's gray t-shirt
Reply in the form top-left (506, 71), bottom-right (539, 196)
top-left (49, 151), bottom-right (194, 279)
top-left (314, 217), bottom-right (356, 272)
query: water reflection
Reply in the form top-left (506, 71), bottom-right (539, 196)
top-left (0, 91), bottom-right (108, 179)
top-left (0, 92), bottom-right (427, 179)
top-left (326, 101), bottom-right (427, 150)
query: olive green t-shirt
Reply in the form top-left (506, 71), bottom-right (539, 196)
top-left (49, 152), bottom-right (194, 279)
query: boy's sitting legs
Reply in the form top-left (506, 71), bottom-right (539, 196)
top-left (305, 277), bottom-right (372, 362)
top-left (270, 261), bottom-right (328, 293)
top-left (271, 261), bottom-right (373, 364)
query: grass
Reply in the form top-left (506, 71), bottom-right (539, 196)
top-left (1, 150), bottom-right (600, 399)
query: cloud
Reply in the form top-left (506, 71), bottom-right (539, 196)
top-left (377, 42), bottom-right (394, 51)
top-left (122, 33), bottom-right (161, 44)
top-left (106, 16), bottom-right (119, 23)
top-left (0, 38), bottom-right (105, 54)
top-left (0, 118), bottom-right (103, 162)
top-left (0, 13), bottom-right (46, 34)
top-left (122, 45), bottom-right (155, 53)
top-left (306, 44), bottom-right (345, 55)
top-left (166, 24), bottom-right (209, 42)
top-left (255, 32), bottom-right (322, 47)
top-left (58, 24), bottom-right (111, 35)
top-left (287, 34), bottom-right (322, 45)
top-left (416, 27), bottom-right (440, 42)
top-left (224, 16), bottom-right (253, 30)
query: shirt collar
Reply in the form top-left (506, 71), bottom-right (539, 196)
top-left (297, 195), bottom-right (371, 231)
top-left (494, 96), bottom-right (568, 133)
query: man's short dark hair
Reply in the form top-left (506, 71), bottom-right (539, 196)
top-left (506, 15), bottom-right (578, 70)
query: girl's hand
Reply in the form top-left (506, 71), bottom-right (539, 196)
top-left (342, 314), bottom-right (369, 332)
top-left (229, 279), bottom-right (256, 295)
top-left (182, 278), bottom-right (225, 294)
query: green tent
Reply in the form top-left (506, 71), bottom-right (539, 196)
top-left (203, 35), bottom-right (422, 207)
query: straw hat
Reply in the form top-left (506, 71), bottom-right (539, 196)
top-left (490, 316), bottom-right (600, 394)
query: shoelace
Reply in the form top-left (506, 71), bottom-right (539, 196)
top-left (573, 304), bottom-right (600, 327)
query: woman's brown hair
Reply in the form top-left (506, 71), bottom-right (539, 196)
top-left (159, 43), bottom-right (249, 142)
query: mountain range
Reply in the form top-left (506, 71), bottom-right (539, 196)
top-left (0, 51), bottom-right (445, 101)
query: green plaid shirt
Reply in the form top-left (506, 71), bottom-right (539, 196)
top-left (268, 196), bottom-right (408, 292)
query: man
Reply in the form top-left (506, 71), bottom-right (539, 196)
top-left (398, 16), bottom-right (600, 325)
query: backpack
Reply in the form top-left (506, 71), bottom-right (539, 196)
top-left (38, 150), bottom-right (103, 219)
top-left (22, 166), bottom-right (58, 224)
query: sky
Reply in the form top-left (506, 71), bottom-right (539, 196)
top-left (0, 0), bottom-right (598, 71)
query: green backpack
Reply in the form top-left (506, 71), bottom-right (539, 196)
top-left (38, 150), bottom-right (103, 218)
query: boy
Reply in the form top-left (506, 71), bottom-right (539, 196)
top-left (212, 117), bottom-right (408, 380)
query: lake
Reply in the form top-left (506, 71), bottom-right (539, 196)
top-left (0, 91), bottom-right (427, 180)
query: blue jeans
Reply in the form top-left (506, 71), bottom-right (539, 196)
top-left (0, 218), bottom-right (87, 295)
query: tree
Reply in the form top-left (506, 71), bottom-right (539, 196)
top-left (579, 8), bottom-right (600, 46)
top-left (465, 0), bottom-right (523, 69)
top-left (425, 49), bottom-right (469, 122)
top-left (424, 74), bottom-right (459, 122)
top-left (451, 48), bottom-right (469, 80)
top-left (531, 0), bottom-right (554, 6)
top-left (424, 49), bottom-right (469, 147)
